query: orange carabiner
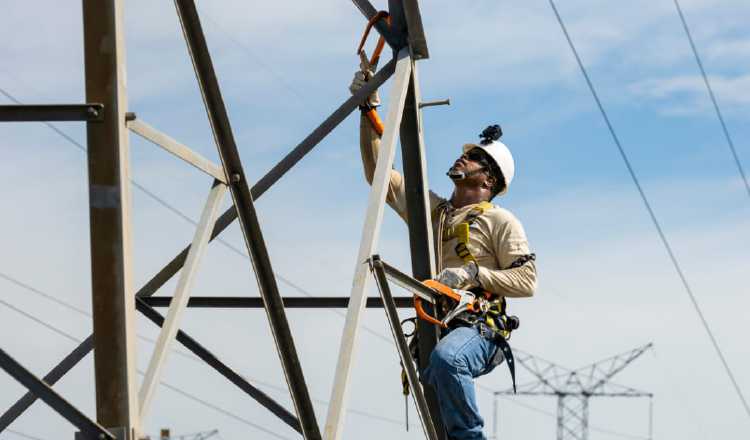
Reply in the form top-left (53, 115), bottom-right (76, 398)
top-left (356, 11), bottom-right (390, 137)
top-left (414, 296), bottom-right (445, 328)
top-left (357, 11), bottom-right (390, 67)
top-left (414, 280), bottom-right (466, 328)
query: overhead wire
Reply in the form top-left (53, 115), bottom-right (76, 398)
top-left (0, 268), bottom-right (653, 438)
top-left (672, 0), bottom-right (750, 199)
top-left (546, 0), bottom-right (750, 421)
top-left (0, 295), bottom-right (292, 440)
top-left (0, 270), bottom-right (405, 428)
top-left (0, 83), bottom-right (393, 346)
top-left (6, 429), bottom-right (48, 440)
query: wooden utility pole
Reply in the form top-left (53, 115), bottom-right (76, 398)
top-left (82, 0), bottom-right (140, 437)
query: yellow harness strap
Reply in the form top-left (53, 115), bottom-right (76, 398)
top-left (443, 201), bottom-right (493, 265)
top-left (441, 201), bottom-right (514, 338)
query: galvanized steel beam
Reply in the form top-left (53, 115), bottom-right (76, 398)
top-left (0, 348), bottom-right (114, 440)
top-left (138, 181), bottom-right (227, 419)
top-left (369, 256), bottom-right (438, 440)
top-left (174, 1), bottom-right (320, 438)
top-left (141, 296), bottom-right (414, 308)
top-left (401, 0), bottom-right (429, 59)
top-left (82, 0), bottom-right (140, 434)
top-left (134, 299), bottom-right (301, 432)
top-left (0, 104), bottom-right (104, 122)
top-left (399, 59), bottom-right (446, 439)
top-left (324, 47), bottom-right (413, 440)
top-left (127, 117), bottom-right (227, 183)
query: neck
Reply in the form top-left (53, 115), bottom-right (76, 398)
top-left (449, 186), bottom-right (489, 209)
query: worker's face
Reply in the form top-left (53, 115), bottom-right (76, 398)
top-left (450, 148), bottom-right (491, 184)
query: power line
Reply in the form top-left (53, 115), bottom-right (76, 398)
top-left (672, 0), bottom-right (750, 199)
top-left (0, 84), bottom-right (394, 346)
top-left (7, 429), bottom-right (48, 440)
top-left (197, 10), bottom-right (308, 107)
top-left (0, 266), bottom-right (655, 438)
top-left (495, 395), bottom-right (650, 440)
top-left (0, 298), bottom-right (80, 344)
top-left (547, 0), bottom-right (750, 420)
top-left (156, 382), bottom-right (292, 440)
top-left (0, 271), bottom-right (200, 364)
top-left (0, 297), bottom-right (291, 440)
top-left (0, 270), bottom-right (405, 428)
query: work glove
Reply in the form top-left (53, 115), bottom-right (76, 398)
top-left (437, 262), bottom-right (479, 290)
top-left (349, 53), bottom-right (380, 108)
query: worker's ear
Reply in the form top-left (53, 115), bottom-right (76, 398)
top-left (483, 174), bottom-right (497, 191)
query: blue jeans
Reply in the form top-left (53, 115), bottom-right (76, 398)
top-left (421, 325), bottom-right (499, 440)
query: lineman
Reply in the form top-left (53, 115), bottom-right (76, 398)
top-left (350, 63), bottom-right (537, 440)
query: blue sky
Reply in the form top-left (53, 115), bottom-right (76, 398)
top-left (1, 1), bottom-right (749, 440)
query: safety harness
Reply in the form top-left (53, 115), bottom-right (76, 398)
top-left (438, 201), bottom-right (521, 339)
top-left (397, 202), bottom-right (535, 428)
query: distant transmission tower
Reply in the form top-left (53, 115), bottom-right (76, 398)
top-left (495, 343), bottom-right (653, 440)
top-left (152, 428), bottom-right (219, 440)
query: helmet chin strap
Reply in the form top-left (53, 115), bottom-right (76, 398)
top-left (447, 166), bottom-right (486, 180)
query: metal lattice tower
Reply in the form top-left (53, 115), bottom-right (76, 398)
top-left (155, 429), bottom-right (218, 440)
top-left (495, 343), bottom-right (654, 440)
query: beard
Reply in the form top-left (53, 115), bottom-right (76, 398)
top-left (447, 165), bottom-right (465, 180)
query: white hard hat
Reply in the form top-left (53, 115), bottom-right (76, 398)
top-left (462, 140), bottom-right (515, 195)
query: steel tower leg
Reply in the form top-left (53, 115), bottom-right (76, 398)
top-left (82, 0), bottom-right (139, 436)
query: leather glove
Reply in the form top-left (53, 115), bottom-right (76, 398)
top-left (349, 53), bottom-right (380, 108)
top-left (437, 262), bottom-right (479, 290)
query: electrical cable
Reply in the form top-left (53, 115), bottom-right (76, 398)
top-left (672, 0), bottom-right (750, 199)
top-left (547, 0), bottom-right (750, 421)
top-left (0, 271), bottom-right (405, 428)
top-left (0, 84), bottom-right (393, 348)
top-left (198, 11), bottom-right (308, 107)
top-left (6, 429), bottom-right (48, 440)
top-left (0, 268), bottom-right (653, 436)
top-left (0, 271), bottom-right (200, 364)
top-left (0, 297), bottom-right (292, 440)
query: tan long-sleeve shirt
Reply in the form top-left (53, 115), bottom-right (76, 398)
top-left (359, 115), bottom-right (536, 298)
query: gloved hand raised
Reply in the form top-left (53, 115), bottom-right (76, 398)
top-left (349, 52), bottom-right (381, 109)
top-left (437, 262), bottom-right (479, 290)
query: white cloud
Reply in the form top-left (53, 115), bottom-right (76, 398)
top-left (628, 73), bottom-right (750, 115)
